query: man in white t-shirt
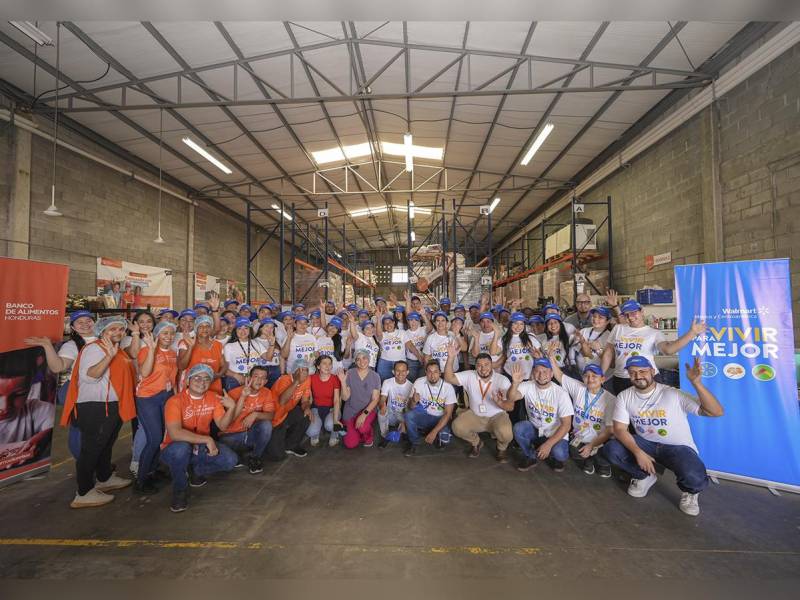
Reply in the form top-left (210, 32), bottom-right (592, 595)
top-left (508, 358), bottom-right (574, 472)
top-left (601, 296), bottom-right (707, 394)
top-left (600, 355), bottom-right (724, 516)
top-left (377, 361), bottom-right (414, 448)
top-left (443, 341), bottom-right (513, 462)
top-left (403, 360), bottom-right (457, 456)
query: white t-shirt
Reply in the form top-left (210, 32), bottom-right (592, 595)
top-left (573, 327), bottom-right (612, 374)
top-left (516, 381), bottom-right (574, 440)
top-left (378, 329), bottom-right (406, 362)
top-left (608, 324), bottom-right (665, 378)
top-left (560, 375), bottom-right (615, 444)
top-left (253, 337), bottom-right (281, 367)
top-left (314, 335), bottom-right (341, 372)
top-left (455, 370), bottom-right (510, 418)
top-left (287, 333), bottom-right (319, 374)
top-left (77, 343), bottom-right (119, 404)
top-left (613, 383), bottom-right (701, 452)
top-left (353, 332), bottom-right (379, 368)
top-left (223, 339), bottom-right (264, 375)
top-left (412, 377), bottom-right (457, 417)
top-left (403, 327), bottom-right (427, 362)
top-left (380, 377), bottom-right (414, 415)
top-left (57, 336), bottom-right (97, 378)
top-left (536, 334), bottom-right (571, 368)
top-left (423, 331), bottom-right (459, 371)
top-left (474, 331), bottom-right (502, 365)
top-left (310, 325), bottom-right (327, 339)
top-left (173, 331), bottom-right (195, 352)
top-left (503, 334), bottom-right (541, 378)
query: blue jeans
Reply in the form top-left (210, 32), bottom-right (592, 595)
top-left (406, 360), bottom-right (421, 383)
top-left (223, 376), bottom-right (243, 392)
top-left (218, 420), bottom-right (273, 458)
top-left (135, 389), bottom-right (171, 482)
top-left (513, 420), bottom-right (569, 462)
top-left (376, 358), bottom-right (395, 381)
top-left (306, 406), bottom-right (336, 439)
top-left (160, 441), bottom-right (238, 492)
top-left (404, 408), bottom-right (451, 446)
top-left (265, 365), bottom-right (281, 388)
top-left (601, 436), bottom-right (709, 493)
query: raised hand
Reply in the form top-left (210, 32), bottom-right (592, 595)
top-left (685, 356), bottom-right (702, 384)
top-left (389, 292), bottom-right (398, 305)
top-left (129, 321), bottom-right (140, 337)
top-left (99, 335), bottom-right (118, 357)
top-left (208, 291), bottom-right (220, 310)
top-left (220, 391), bottom-right (236, 410)
top-left (689, 319), bottom-right (707, 337)
top-left (605, 289), bottom-right (619, 308)
top-left (446, 338), bottom-right (460, 358)
top-left (240, 376), bottom-right (252, 397)
top-left (142, 331), bottom-right (156, 348)
top-left (24, 336), bottom-right (53, 348)
top-left (336, 368), bottom-right (347, 385)
top-left (510, 363), bottom-right (524, 384)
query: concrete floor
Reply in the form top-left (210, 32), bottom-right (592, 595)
top-left (1, 416), bottom-right (800, 581)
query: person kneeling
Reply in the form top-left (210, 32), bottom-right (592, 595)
top-left (507, 359), bottom-right (573, 472)
top-left (600, 356), bottom-right (723, 516)
top-left (218, 366), bottom-right (275, 475)
top-left (403, 360), bottom-right (457, 457)
top-left (266, 361), bottom-right (312, 460)
top-left (377, 360), bottom-right (414, 448)
top-left (161, 364), bottom-right (238, 513)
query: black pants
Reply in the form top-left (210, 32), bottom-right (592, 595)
top-left (265, 405), bottom-right (309, 461)
top-left (75, 401), bottom-right (123, 495)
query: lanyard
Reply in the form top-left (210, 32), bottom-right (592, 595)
top-left (580, 388), bottom-right (604, 420)
top-left (477, 377), bottom-right (492, 405)
top-left (236, 338), bottom-right (252, 369)
top-left (426, 380), bottom-right (444, 406)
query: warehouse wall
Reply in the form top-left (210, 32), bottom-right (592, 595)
top-left (0, 119), bottom-right (286, 309)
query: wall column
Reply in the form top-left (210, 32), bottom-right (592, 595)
top-left (9, 127), bottom-right (32, 259)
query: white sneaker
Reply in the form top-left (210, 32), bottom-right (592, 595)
top-left (627, 473), bottom-right (658, 498)
top-left (129, 460), bottom-right (139, 476)
top-left (94, 473), bottom-right (133, 493)
top-left (679, 492), bottom-right (700, 516)
top-left (70, 488), bottom-right (114, 509)
top-left (310, 437), bottom-right (320, 447)
top-left (328, 435), bottom-right (339, 447)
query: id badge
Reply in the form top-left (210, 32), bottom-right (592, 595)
top-left (570, 437), bottom-right (582, 448)
top-left (165, 381), bottom-right (173, 392)
top-left (478, 404), bottom-right (487, 414)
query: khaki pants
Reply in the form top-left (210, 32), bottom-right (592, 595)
top-left (452, 409), bottom-right (513, 451)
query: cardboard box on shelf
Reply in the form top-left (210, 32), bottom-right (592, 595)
top-left (542, 268), bottom-right (569, 302)
top-left (519, 273), bottom-right (542, 304)
top-left (504, 280), bottom-right (521, 301)
top-left (560, 280), bottom-right (575, 307)
top-left (583, 269), bottom-right (609, 295)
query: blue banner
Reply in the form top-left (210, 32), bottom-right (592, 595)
top-left (675, 259), bottom-right (800, 489)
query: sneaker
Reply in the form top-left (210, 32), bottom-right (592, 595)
top-left (328, 435), bottom-right (340, 447)
top-left (129, 460), bottom-right (139, 476)
top-left (468, 440), bottom-right (484, 458)
top-left (517, 457), bottom-right (538, 472)
top-left (310, 437), bottom-right (320, 447)
top-left (433, 439), bottom-right (445, 450)
top-left (679, 492), bottom-right (700, 516)
top-left (234, 456), bottom-right (245, 469)
top-left (285, 447), bottom-right (308, 458)
top-left (189, 472), bottom-right (207, 487)
top-left (133, 478), bottom-right (158, 495)
top-left (403, 444), bottom-right (417, 457)
top-left (495, 449), bottom-right (509, 463)
top-left (94, 474), bottom-right (132, 493)
top-left (378, 437), bottom-right (389, 449)
top-left (248, 457), bottom-right (263, 475)
top-left (627, 473), bottom-right (658, 498)
top-left (547, 458), bottom-right (565, 472)
top-left (170, 490), bottom-right (188, 513)
top-left (363, 439), bottom-right (374, 448)
top-left (598, 465), bottom-right (612, 478)
top-left (582, 461), bottom-right (596, 475)
top-left (70, 488), bottom-right (114, 509)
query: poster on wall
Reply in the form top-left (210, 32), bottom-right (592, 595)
top-left (0, 257), bottom-right (67, 487)
top-left (675, 259), bottom-right (800, 492)
top-left (194, 272), bottom-right (221, 303)
top-left (96, 257), bottom-right (173, 311)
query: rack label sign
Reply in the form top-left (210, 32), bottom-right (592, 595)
top-left (645, 252), bottom-right (671, 271)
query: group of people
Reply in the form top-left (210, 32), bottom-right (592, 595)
top-left (26, 288), bottom-right (722, 517)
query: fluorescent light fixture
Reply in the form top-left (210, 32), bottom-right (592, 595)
top-left (182, 137), bottom-right (232, 175)
top-left (404, 133), bottom-right (413, 172)
top-left (271, 204), bottom-right (293, 221)
top-left (349, 206), bottom-right (389, 218)
top-left (312, 142), bottom-right (373, 165)
top-left (520, 122), bottom-right (554, 166)
top-left (381, 141), bottom-right (443, 161)
top-left (409, 202), bottom-right (415, 220)
top-left (392, 205), bottom-right (432, 215)
top-left (489, 197), bottom-right (501, 213)
top-left (9, 21), bottom-right (54, 46)
top-left (410, 231), bottom-right (416, 242)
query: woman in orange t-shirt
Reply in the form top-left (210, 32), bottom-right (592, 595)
top-left (177, 315), bottom-right (227, 394)
top-left (133, 321), bottom-right (178, 494)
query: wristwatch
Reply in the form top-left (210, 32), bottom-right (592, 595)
top-left (362, 409), bottom-right (370, 416)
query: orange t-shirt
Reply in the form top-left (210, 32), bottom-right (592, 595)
top-left (136, 346), bottom-right (178, 398)
top-left (179, 338), bottom-right (224, 394)
top-left (161, 390), bottom-right (225, 449)
top-left (224, 386), bottom-right (277, 434)
top-left (270, 374), bottom-right (311, 427)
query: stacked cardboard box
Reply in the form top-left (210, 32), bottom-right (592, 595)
top-left (583, 269), bottom-right (610, 295)
top-left (504, 280), bottom-right (521, 302)
top-left (519, 273), bottom-right (542, 305)
top-left (560, 280), bottom-right (575, 307)
top-left (542, 268), bottom-right (569, 302)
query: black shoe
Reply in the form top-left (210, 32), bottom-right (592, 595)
top-left (378, 437), bottom-right (389, 449)
top-left (133, 478), bottom-right (158, 495)
top-left (403, 444), bottom-right (417, 457)
top-left (234, 456), bottom-right (246, 469)
top-left (582, 460), bottom-right (596, 475)
top-left (248, 457), bottom-right (263, 475)
top-left (547, 458), bottom-right (565, 472)
top-left (433, 439), bottom-right (445, 450)
top-left (517, 457), bottom-right (538, 472)
top-left (170, 490), bottom-right (188, 513)
top-left (285, 447), bottom-right (308, 458)
top-left (598, 465), bottom-right (612, 478)
top-left (189, 472), bottom-right (207, 487)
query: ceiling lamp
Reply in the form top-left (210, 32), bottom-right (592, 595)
top-left (381, 139), bottom-right (443, 163)
top-left (349, 206), bottom-right (389, 218)
top-left (520, 122), bottom-right (554, 166)
top-left (271, 204), bottom-right (293, 221)
top-left (9, 21), bottom-right (53, 46)
top-left (489, 197), bottom-right (501, 214)
top-left (182, 137), bottom-right (232, 174)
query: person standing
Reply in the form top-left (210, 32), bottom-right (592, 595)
top-left (177, 315), bottom-right (227, 394)
top-left (253, 318), bottom-right (283, 387)
top-left (601, 356), bottom-right (723, 516)
top-left (62, 316), bottom-right (137, 508)
top-left (223, 317), bottom-right (265, 391)
top-left (337, 350), bottom-right (381, 449)
top-left (375, 310), bottom-right (407, 381)
top-left (403, 360), bottom-right (457, 456)
top-left (282, 314), bottom-right (319, 375)
top-left (469, 312), bottom-right (503, 372)
top-left (266, 361), bottom-right (312, 460)
top-left (571, 306), bottom-right (613, 375)
top-left (565, 293), bottom-right (593, 330)
top-left (423, 311), bottom-right (465, 371)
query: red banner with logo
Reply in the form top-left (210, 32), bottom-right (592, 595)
top-left (0, 257), bottom-right (67, 486)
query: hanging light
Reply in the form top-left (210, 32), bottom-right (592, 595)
top-left (44, 23), bottom-right (62, 217)
top-left (154, 108), bottom-right (165, 243)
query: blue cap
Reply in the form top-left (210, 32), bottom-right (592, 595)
top-left (492, 304), bottom-right (504, 312)
top-left (258, 304), bottom-right (271, 312)
top-left (259, 318), bottom-right (275, 326)
top-left (590, 306), bottom-right (611, 319)
top-left (193, 303), bottom-right (209, 311)
top-left (158, 308), bottom-right (179, 319)
top-left (310, 310), bottom-right (321, 317)
top-left (326, 300), bottom-right (336, 306)
top-left (358, 309), bottom-right (370, 317)
top-left (625, 355), bottom-right (653, 369)
top-left (499, 307), bottom-right (510, 315)
top-left (533, 358), bottom-right (553, 369)
top-left (329, 317), bottom-right (343, 329)
top-left (544, 313), bottom-right (562, 323)
top-left (234, 317), bottom-right (251, 329)
top-left (249, 313), bottom-right (258, 322)
top-left (479, 312), bottom-right (494, 321)
top-left (510, 312), bottom-right (527, 323)
top-left (277, 311), bottom-right (291, 321)
top-left (381, 314), bottom-right (395, 323)
top-left (621, 299), bottom-right (643, 314)
top-left (269, 303), bottom-right (280, 311)
top-left (336, 311), bottom-right (348, 318)
top-left (223, 299), bottom-right (239, 308)
top-left (374, 296), bottom-right (386, 303)
top-left (347, 303), bottom-right (358, 310)
top-left (407, 311), bottom-right (421, 321)
top-left (583, 364), bottom-right (604, 376)
top-left (293, 303), bottom-right (305, 310)
top-left (69, 310), bottom-right (94, 323)
top-left (468, 303), bottom-right (480, 310)
top-left (451, 315), bottom-right (465, 323)
top-left (179, 309), bottom-right (197, 319)
top-left (432, 310), bottom-right (448, 320)
top-left (439, 297), bottom-right (451, 305)
top-left (528, 315), bottom-right (544, 324)
top-left (294, 314), bottom-right (309, 323)
top-left (239, 304), bottom-right (253, 313)
top-left (359, 320), bottom-right (374, 330)
top-left (543, 303), bottom-right (560, 312)
top-left (393, 305), bottom-right (405, 312)
top-left (385, 429), bottom-right (402, 444)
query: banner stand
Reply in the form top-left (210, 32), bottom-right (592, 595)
top-left (707, 470), bottom-right (800, 496)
